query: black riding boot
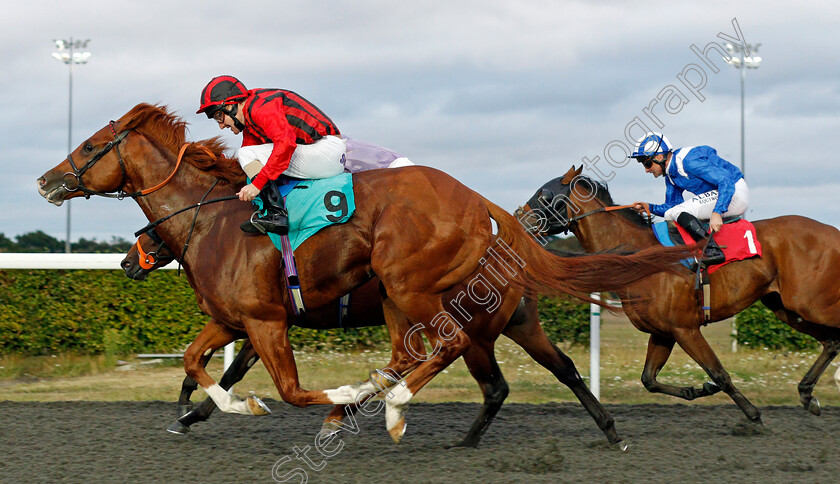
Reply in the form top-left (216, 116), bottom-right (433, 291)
top-left (676, 212), bottom-right (725, 266)
top-left (240, 180), bottom-right (289, 235)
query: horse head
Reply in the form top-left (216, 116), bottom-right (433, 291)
top-left (37, 120), bottom-right (135, 205)
top-left (516, 165), bottom-right (606, 236)
top-left (121, 228), bottom-right (177, 281)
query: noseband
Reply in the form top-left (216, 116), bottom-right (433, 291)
top-left (136, 228), bottom-right (170, 270)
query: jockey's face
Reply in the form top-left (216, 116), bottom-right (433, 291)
top-left (216, 111), bottom-right (241, 135)
top-left (215, 103), bottom-right (245, 135)
top-left (643, 153), bottom-right (668, 178)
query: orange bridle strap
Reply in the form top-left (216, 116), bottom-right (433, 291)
top-left (137, 143), bottom-right (190, 196)
top-left (135, 239), bottom-right (158, 270)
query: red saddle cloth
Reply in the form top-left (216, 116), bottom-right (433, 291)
top-left (675, 219), bottom-right (762, 273)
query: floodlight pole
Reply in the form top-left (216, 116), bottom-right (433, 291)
top-left (724, 42), bottom-right (762, 178)
top-left (52, 38), bottom-right (91, 253)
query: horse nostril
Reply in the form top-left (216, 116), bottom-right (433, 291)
top-left (121, 259), bottom-right (132, 270)
top-left (37, 177), bottom-right (46, 188)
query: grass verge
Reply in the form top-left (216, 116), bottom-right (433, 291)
top-left (1, 314), bottom-right (838, 407)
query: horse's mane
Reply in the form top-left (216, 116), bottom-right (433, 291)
top-left (577, 175), bottom-right (650, 228)
top-left (117, 103), bottom-right (246, 185)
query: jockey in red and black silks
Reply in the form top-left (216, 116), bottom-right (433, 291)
top-left (239, 88), bottom-right (342, 191)
top-left (197, 75), bottom-right (346, 235)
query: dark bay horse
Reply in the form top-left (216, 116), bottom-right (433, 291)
top-left (38, 104), bottom-right (694, 444)
top-left (518, 165), bottom-right (840, 424)
top-left (122, 202), bottom-right (629, 448)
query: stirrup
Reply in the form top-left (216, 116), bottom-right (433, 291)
top-left (252, 211), bottom-right (289, 235)
top-left (240, 212), bottom-right (268, 235)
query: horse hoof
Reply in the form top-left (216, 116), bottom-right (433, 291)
top-left (613, 439), bottom-right (629, 452)
top-left (808, 396), bottom-right (821, 416)
top-left (166, 421), bottom-right (190, 435)
top-left (443, 439), bottom-right (476, 449)
top-left (702, 381), bottom-right (721, 395)
top-left (247, 396), bottom-right (271, 416)
top-left (388, 418), bottom-right (406, 444)
top-left (321, 419), bottom-right (344, 435)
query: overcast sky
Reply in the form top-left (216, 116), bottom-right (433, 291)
top-left (5, 0), bottom-right (840, 243)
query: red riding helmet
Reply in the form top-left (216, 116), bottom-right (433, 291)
top-left (196, 75), bottom-right (249, 118)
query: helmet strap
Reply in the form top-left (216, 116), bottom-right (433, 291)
top-left (223, 104), bottom-right (245, 132)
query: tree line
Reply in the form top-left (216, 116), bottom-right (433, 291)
top-left (0, 231), bottom-right (132, 254)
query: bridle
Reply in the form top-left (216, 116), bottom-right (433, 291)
top-left (62, 120), bottom-right (190, 200)
top-left (516, 186), bottom-right (652, 236)
top-left (63, 119), bottom-right (239, 268)
top-left (135, 228), bottom-right (172, 271)
top-left (63, 121), bottom-right (133, 199)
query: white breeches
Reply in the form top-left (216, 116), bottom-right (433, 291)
top-left (237, 135), bottom-right (346, 180)
top-left (664, 179), bottom-right (749, 221)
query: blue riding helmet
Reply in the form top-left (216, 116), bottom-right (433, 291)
top-left (630, 132), bottom-right (672, 158)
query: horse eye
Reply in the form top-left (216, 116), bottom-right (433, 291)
top-left (83, 143), bottom-right (94, 153)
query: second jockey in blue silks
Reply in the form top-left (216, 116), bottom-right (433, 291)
top-left (630, 132), bottom-right (750, 266)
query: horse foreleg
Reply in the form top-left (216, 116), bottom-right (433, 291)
top-left (641, 334), bottom-right (721, 401)
top-left (321, 298), bottom-right (425, 435)
top-left (181, 320), bottom-right (270, 417)
top-left (244, 317), bottom-right (338, 407)
top-left (673, 328), bottom-right (761, 424)
top-left (176, 352), bottom-right (213, 418)
top-left (796, 339), bottom-right (840, 416)
top-left (171, 339), bottom-right (261, 434)
top-left (445, 342), bottom-right (509, 449)
top-left (503, 308), bottom-right (625, 449)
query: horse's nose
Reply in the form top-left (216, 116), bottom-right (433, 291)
top-left (120, 259), bottom-right (133, 271)
top-left (37, 177), bottom-right (46, 188)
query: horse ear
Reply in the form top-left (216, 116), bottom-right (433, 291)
top-left (574, 165), bottom-right (583, 177)
top-left (560, 166), bottom-right (577, 184)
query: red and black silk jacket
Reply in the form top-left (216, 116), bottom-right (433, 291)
top-left (240, 89), bottom-right (340, 190)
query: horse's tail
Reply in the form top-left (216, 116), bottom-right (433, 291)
top-left (482, 197), bottom-right (697, 302)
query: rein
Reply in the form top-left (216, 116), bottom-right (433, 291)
top-left (133, 194), bottom-right (238, 238)
top-left (566, 203), bottom-right (652, 224)
top-left (175, 180), bottom-right (221, 275)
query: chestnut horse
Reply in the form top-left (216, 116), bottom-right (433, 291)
top-left (39, 103), bottom-right (693, 444)
top-left (121, 230), bottom-right (405, 437)
top-left (122, 217), bottom-right (627, 447)
top-left (518, 166), bottom-right (840, 424)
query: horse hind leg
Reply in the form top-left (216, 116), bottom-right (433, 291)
top-left (502, 304), bottom-right (625, 450)
top-left (321, 298), bottom-right (425, 435)
top-left (445, 343), bottom-right (509, 449)
top-left (641, 334), bottom-right (722, 401)
top-left (796, 338), bottom-right (840, 416)
top-left (762, 295), bottom-right (840, 416)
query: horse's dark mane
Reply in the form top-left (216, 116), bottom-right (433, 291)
top-left (117, 103), bottom-right (247, 185)
top-left (576, 174), bottom-right (650, 228)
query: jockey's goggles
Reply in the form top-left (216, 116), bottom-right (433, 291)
top-left (638, 156), bottom-right (655, 169)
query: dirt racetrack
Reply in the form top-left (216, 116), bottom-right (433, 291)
top-left (2, 400), bottom-right (838, 483)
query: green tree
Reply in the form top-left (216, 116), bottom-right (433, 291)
top-left (14, 231), bottom-right (63, 253)
top-left (0, 233), bottom-right (18, 252)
